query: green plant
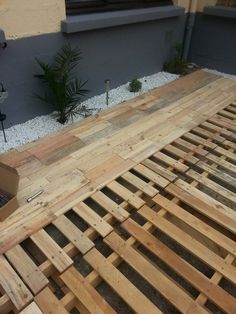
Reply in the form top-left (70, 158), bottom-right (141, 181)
top-left (129, 78), bottom-right (142, 93)
top-left (35, 44), bottom-right (89, 124)
top-left (163, 43), bottom-right (187, 75)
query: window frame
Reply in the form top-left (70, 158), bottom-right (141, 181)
top-left (65, 0), bottom-right (174, 15)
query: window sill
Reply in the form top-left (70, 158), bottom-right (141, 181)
top-left (61, 5), bottom-right (184, 34)
top-left (204, 6), bottom-right (236, 19)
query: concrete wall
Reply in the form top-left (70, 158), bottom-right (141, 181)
top-left (0, 11), bottom-right (185, 127)
top-left (188, 11), bottom-right (236, 74)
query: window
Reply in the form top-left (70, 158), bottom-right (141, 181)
top-left (217, 0), bottom-right (236, 7)
top-left (66, 0), bottom-right (173, 15)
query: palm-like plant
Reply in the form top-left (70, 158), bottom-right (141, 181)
top-left (35, 44), bottom-right (89, 124)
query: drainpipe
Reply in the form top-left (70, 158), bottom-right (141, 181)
top-left (183, 0), bottom-right (198, 60)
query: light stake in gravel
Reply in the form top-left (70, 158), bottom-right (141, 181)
top-left (105, 79), bottom-right (111, 107)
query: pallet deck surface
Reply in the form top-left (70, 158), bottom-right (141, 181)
top-left (0, 70), bottom-right (236, 313)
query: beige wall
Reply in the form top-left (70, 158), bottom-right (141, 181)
top-left (0, 0), bottom-right (66, 39)
top-left (0, 0), bottom-right (219, 39)
top-left (174, 0), bottom-right (217, 12)
top-left (197, 0), bottom-right (217, 12)
top-left (173, 0), bottom-right (190, 12)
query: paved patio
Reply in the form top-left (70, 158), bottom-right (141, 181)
top-left (0, 70), bottom-right (236, 313)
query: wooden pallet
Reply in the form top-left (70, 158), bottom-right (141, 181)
top-left (1, 70), bottom-right (236, 253)
top-left (0, 98), bottom-right (235, 313)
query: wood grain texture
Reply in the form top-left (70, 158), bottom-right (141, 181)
top-left (0, 70), bottom-right (236, 313)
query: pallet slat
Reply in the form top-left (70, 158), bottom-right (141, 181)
top-left (0, 255), bottom-right (33, 310)
top-left (35, 287), bottom-right (68, 314)
top-left (84, 248), bottom-right (162, 314)
top-left (153, 194), bottom-right (236, 256)
top-left (105, 231), bottom-right (208, 314)
top-left (138, 205), bottom-right (236, 284)
top-left (73, 202), bottom-right (114, 237)
top-left (31, 229), bottom-right (73, 273)
top-left (107, 180), bottom-right (145, 209)
top-left (122, 171), bottom-right (159, 197)
top-left (91, 191), bottom-right (129, 222)
top-left (20, 302), bottom-right (43, 314)
top-left (60, 266), bottom-right (116, 314)
top-left (5, 244), bottom-right (49, 295)
top-left (122, 219), bottom-right (236, 313)
top-left (167, 181), bottom-right (236, 234)
top-left (53, 215), bottom-right (94, 254)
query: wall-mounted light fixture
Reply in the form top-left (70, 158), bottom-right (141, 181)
top-left (0, 29), bottom-right (7, 50)
top-left (104, 79), bottom-right (111, 107)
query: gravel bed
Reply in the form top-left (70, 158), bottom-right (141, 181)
top-left (0, 72), bottom-right (178, 153)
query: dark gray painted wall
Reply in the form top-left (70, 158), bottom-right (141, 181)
top-left (188, 12), bottom-right (236, 74)
top-left (0, 14), bottom-right (185, 127)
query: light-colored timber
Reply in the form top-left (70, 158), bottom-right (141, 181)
top-left (0, 70), bottom-right (235, 313)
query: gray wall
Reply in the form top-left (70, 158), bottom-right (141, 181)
top-left (188, 12), bottom-right (236, 74)
top-left (0, 15), bottom-right (185, 127)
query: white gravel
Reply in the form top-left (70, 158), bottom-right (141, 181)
top-left (0, 71), bottom-right (179, 153)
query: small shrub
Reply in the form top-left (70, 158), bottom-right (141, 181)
top-left (163, 43), bottom-right (187, 75)
top-left (35, 44), bottom-right (89, 124)
top-left (129, 78), bottom-right (142, 93)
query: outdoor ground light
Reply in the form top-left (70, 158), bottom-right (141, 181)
top-left (0, 83), bottom-right (8, 143)
top-left (105, 79), bottom-right (111, 107)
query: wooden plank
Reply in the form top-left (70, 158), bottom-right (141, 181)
top-left (206, 153), bottom-right (236, 175)
top-left (107, 180), bottom-right (145, 209)
top-left (187, 169), bottom-right (236, 204)
top-left (201, 121), bottom-right (235, 139)
top-left (154, 149), bottom-right (192, 172)
top-left (122, 219), bottom-right (236, 313)
top-left (5, 244), bottom-right (49, 295)
top-left (214, 146), bottom-right (236, 162)
top-left (84, 248), bottom-right (162, 314)
top-left (196, 161), bottom-right (236, 189)
top-left (219, 109), bottom-right (236, 120)
top-left (174, 138), bottom-right (208, 156)
top-left (73, 202), bottom-right (113, 237)
top-left (192, 126), bottom-right (225, 143)
top-left (167, 180), bottom-right (236, 234)
top-left (163, 144), bottom-right (199, 165)
top-left (35, 287), bottom-right (68, 314)
top-left (60, 266), bottom-right (116, 314)
top-left (227, 104), bottom-right (236, 114)
top-left (31, 229), bottom-right (73, 273)
top-left (141, 159), bottom-right (177, 182)
top-left (138, 205), bottom-right (236, 284)
top-left (208, 116), bottom-right (236, 132)
top-left (91, 191), bottom-right (129, 222)
top-left (0, 255), bottom-right (33, 310)
top-left (0, 294), bottom-right (13, 314)
top-left (52, 215), bottom-right (94, 254)
top-left (122, 171), bottom-right (159, 197)
top-left (105, 231), bottom-right (208, 314)
top-left (183, 132), bottom-right (217, 149)
top-left (153, 194), bottom-right (236, 256)
top-left (133, 163), bottom-right (170, 188)
top-left (20, 302), bottom-right (43, 314)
